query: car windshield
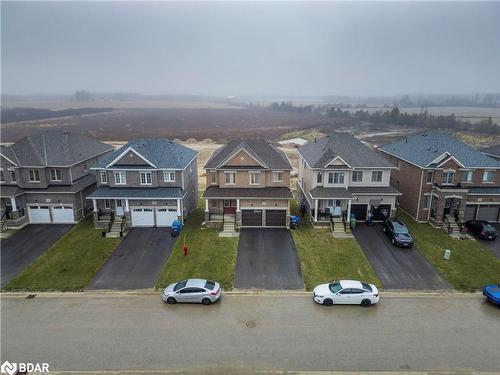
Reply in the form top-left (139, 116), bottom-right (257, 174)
top-left (393, 222), bottom-right (409, 234)
top-left (204, 280), bottom-right (215, 290)
top-left (483, 224), bottom-right (496, 232)
top-left (173, 280), bottom-right (188, 291)
top-left (361, 282), bottom-right (372, 292)
top-left (329, 282), bottom-right (342, 293)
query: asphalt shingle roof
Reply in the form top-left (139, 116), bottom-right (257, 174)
top-left (202, 186), bottom-right (293, 199)
top-left (96, 138), bottom-right (198, 169)
top-left (298, 133), bottom-right (394, 169)
top-left (481, 144), bottom-right (500, 158)
top-left (204, 140), bottom-right (292, 170)
top-left (4, 131), bottom-right (113, 167)
top-left (309, 187), bottom-right (354, 199)
top-left (379, 132), bottom-right (500, 168)
top-left (87, 186), bottom-right (184, 199)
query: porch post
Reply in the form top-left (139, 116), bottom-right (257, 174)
top-left (347, 199), bottom-right (352, 221)
top-left (236, 199), bottom-right (240, 212)
top-left (314, 199), bottom-right (318, 222)
top-left (177, 199), bottom-right (181, 216)
top-left (205, 199), bottom-right (209, 212)
top-left (10, 197), bottom-right (17, 211)
top-left (92, 199), bottom-right (97, 212)
top-left (124, 199), bottom-right (129, 211)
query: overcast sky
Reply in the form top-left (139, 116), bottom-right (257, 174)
top-left (2, 1), bottom-right (499, 96)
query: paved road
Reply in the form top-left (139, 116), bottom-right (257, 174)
top-left (1, 224), bottom-right (73, 288)
top-left (235, 229), bottom-right (303, 289)
top-left (87, 228), bottom-right (176, 290)
top-left (353, 224), bottom-right (452, 290)
top-left (1, 293), bottom-right (499, 372)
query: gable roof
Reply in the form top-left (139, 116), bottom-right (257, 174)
top-left (298, 133), bottom-right (394, 169)
top-left (379, 132), bottom-right (500, 169)
top-left (96, 138), bottom-right (198, 170)
top-left (481, 144), bottom-right (500, 158)
top-left (3, 131), bottom-right (113, 167)
top-left (204, 139), bottom-right (292, 170)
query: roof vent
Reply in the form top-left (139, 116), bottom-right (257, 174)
top-left (427, 147), bottom-right (431, 151)
top-left (433, 149), bottom-right (438, 153)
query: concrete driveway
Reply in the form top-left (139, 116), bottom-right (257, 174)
top-left (477, 224), bottom-right (500, 259)
top-left (353, 223), bottom-right (452, 290)
top-left (87, 228), bottom-right (176, 290)
top-left (1, 224), bottom-right (73, 288)
top-left (235, 228), bottom-right (303, 290)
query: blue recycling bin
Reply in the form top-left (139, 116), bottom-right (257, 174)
top-left (290, 215), bottom-right (301, 229)
top-left (171, 220), bottom-right (183, 237)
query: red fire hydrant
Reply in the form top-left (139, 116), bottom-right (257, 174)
top-left (183, 243), bottom-right (188, 256)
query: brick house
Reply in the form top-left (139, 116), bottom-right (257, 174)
top-left (379, 132), bottom-right (500, 226)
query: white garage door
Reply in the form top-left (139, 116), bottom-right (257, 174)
top-left (131, 207), bottom-right (155, 227)
top-left (477, 205), bottom-right (500, 222)
top-left (51, 206), bottom-right (75, 223)
top-left (155, 208), bottom-right (178, 227)
top-left (28, 206), bottom-right (51, 224)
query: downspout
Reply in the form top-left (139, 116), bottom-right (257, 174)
top-left (416, 168), bottom-right (424, 221)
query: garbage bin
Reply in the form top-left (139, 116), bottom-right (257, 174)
top-left (290, 215), bottom-right (300, 229)
top-left (171, 220), bottom-right (183, 237)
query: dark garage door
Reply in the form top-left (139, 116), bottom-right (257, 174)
top-left (464, 205), bottom-right (477, 221)
top-left (477, 205), bottom-right (500, 222)
top-left (350, 204), bottom-right (368, 221)
top-left (265, 209), bottom-right (286, 227)
top-left (372, 204), bottom-right (392, 221)
top-left (242, 210), bottom-right (263, 226)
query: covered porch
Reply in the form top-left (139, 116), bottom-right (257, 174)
top-left (1, 187), bottom-right (28, 229)
top-left (308, 187), bottom-right (355, 224)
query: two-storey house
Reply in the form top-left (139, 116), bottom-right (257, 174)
top-left (88, 138), bottom-right (198, 229)
top-left (379, 132), bottom-right (500, 226)
top-left (0, 131), bottom-right (113, 226)
top-left (202, 140), bottom-right (293, 229)
top-left (297, 134), bottom-right (400, 225)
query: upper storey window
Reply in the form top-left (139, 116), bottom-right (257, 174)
top-left (115, 171), bottom-right (126, 185)
top-left (29, 169), bottom-right (40, 182)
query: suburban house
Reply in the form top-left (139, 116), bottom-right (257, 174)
top-left (87, 138), bottom-right (198, 231)
top-left (0, 131), bottom-right (113, 227)
top-left (481, 144), bottom-right (500, 161)
top-left (296, 133), bottom-right (400, 228)
top-left (202, 139), bottom-right (293, 230)
top-left (379, 132), bottom-right (500, 227)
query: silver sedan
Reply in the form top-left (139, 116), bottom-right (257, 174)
top-left (162, 279), bottom-right (221, 305)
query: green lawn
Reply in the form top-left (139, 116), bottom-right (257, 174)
top-left (290, 201), bottom-right (380, 291)
top-left (155, 206), bottom-right (239, 290)
top-left (4, 217), bottom-right (121, 292)
top-left (398, 211), bottom-right (500, 291)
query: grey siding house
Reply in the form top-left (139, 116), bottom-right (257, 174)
top-left (88, 138), bottom-right (198, 229)
top-left (0, 131), bottom-right (113, 227)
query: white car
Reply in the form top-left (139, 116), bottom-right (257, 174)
top-left (162, 279), bottom-right (221, 305)
top-left (313, 280), bottom-right (379, 307)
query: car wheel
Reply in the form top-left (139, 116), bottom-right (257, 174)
top-left (361, 299), bottom-right (371, 307)
top-left (166, 297), bottom-right (176, 305)
top-left (202, 298), bottom-right (212, 305)
top-left (323, 298), bottom-right (333, 306)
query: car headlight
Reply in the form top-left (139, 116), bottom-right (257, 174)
top-left (316, 295), bottom-right (324, 299)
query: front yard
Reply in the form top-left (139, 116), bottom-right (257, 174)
top-left (398, 211), bottom-right (500, 290)
top-left (155, 205), bottom-right (239, 290)
top-left (5, 217), bottom-right (121, 291)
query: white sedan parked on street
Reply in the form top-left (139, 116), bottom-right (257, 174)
top-left (162, 279), bottom-right (221, 305)
top-left (313, 280), bottom-right (379, 307)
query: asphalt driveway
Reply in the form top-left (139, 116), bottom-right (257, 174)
top-left (87, 228), bottom-right (176, 290)
top-left (353, 223), bottom-right (452, 290)
top-left (477, 224), bottom-right (500, 259)
top-left (1, 224), bottom-right (73, 288)
top-left (235, 228), bottom-right (303, 290)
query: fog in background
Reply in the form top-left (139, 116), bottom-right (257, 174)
top-left (2, 1), bottom-right (499, 96)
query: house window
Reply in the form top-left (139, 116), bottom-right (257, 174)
top-left (371, 171), bottom-right (383, 182)
top-left (483, 170), bottom-right (495, 183)
top-left (395, 159), bottom-right (401, 168)
top-left (463, 170), bottom-right (473, 183)
top-left (316, 172), bottom-right (322, 184)
top-left (28, 169), bottom-right (40, 182)
top-left (50, 169), bottom-right (62, 181)
top-left (225, 172), bottom-right (235, 185)
top-left (189, 163), bottom-right (193, 173)
top-left (9, 170), bottom-right (16, 182)
top-left (328, 172), bottom-right (334, 184)
top-left (249, 172), bottom-right (261, 185)
top-left (0, 170), bottom-right (4, 182)
top-left (100, 171), bottom-right (108, 184)
top-left (442, 171), bottom-right (454, 184)
top-left (210, 171), bottom-right (217, 184)
top-left (352, 171), bottom-right (363, 182)
top-left (426, 171), bottom-right (433, 184)
top-left (333, 172), bottom-right (345, 184)
top-left (164, 171), bottom-right (176, 182)
top-left (104, 200), bottom-right (111, 209)
top-left (273, 171), bottom-right (283, 182)
top-left (210, 200), bottom-right (217, 208)
top-left (114, 171), bottom-right (126, 185)
top-left (423, 194), bottom-right (430, 209)
top-left (140, 172), bottom-right (152, 185)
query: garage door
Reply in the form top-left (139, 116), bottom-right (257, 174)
top-left (28, 206), bottom-right (51, 224)
top-left (265, 209), bottom-right (287, 227)
top-left (241, 210), bottom-right (262, 227)
top-left (464, 205), bottom-right (477, 221)
top-left (477, 205), bottom-right (500, 222)
top-left (131, 208), bottom-right (155, 227)
top-left (371, 204), bottom-right (392, 221)
top-left (350, 204), bottom-right (368, 221)
top-left (51, 206), bottom-right (75, 223)
top-left (155, 208), bottom-right (178, 227)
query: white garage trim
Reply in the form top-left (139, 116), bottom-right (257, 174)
top-left (28, 205), bottom-right (51, 224)
top-left (131, 207), bottom-right (155, 227)
top-left (155, 207), bottom-right (178, 227)
top-left (51, 205), bottom-right (75, 224)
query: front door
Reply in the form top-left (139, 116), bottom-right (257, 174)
top-left (223, 200), bottom-right (237, 214)
top-left (115, 200), bottom-right (124, 216)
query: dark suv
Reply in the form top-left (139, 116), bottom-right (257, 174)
top-left (382, 217), bottom-right (414, 247)
top-left (464, 220), bottom-right (498, 240)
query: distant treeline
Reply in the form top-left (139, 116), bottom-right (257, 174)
top-left (1, 107), bottom-right (114, 123)
top-left (267, 101), bottom-right (500, 134)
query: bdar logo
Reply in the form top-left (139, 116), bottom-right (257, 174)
top-left (0, 361), bottom-right (17, 375)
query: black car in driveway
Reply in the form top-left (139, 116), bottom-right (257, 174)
top-left (464, 220), bottom-right (498, 240)
top-left (382, 217), bottom-right (414, 247)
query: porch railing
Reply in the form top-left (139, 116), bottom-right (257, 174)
top-left (107, 211), bottom-right (115, 233)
